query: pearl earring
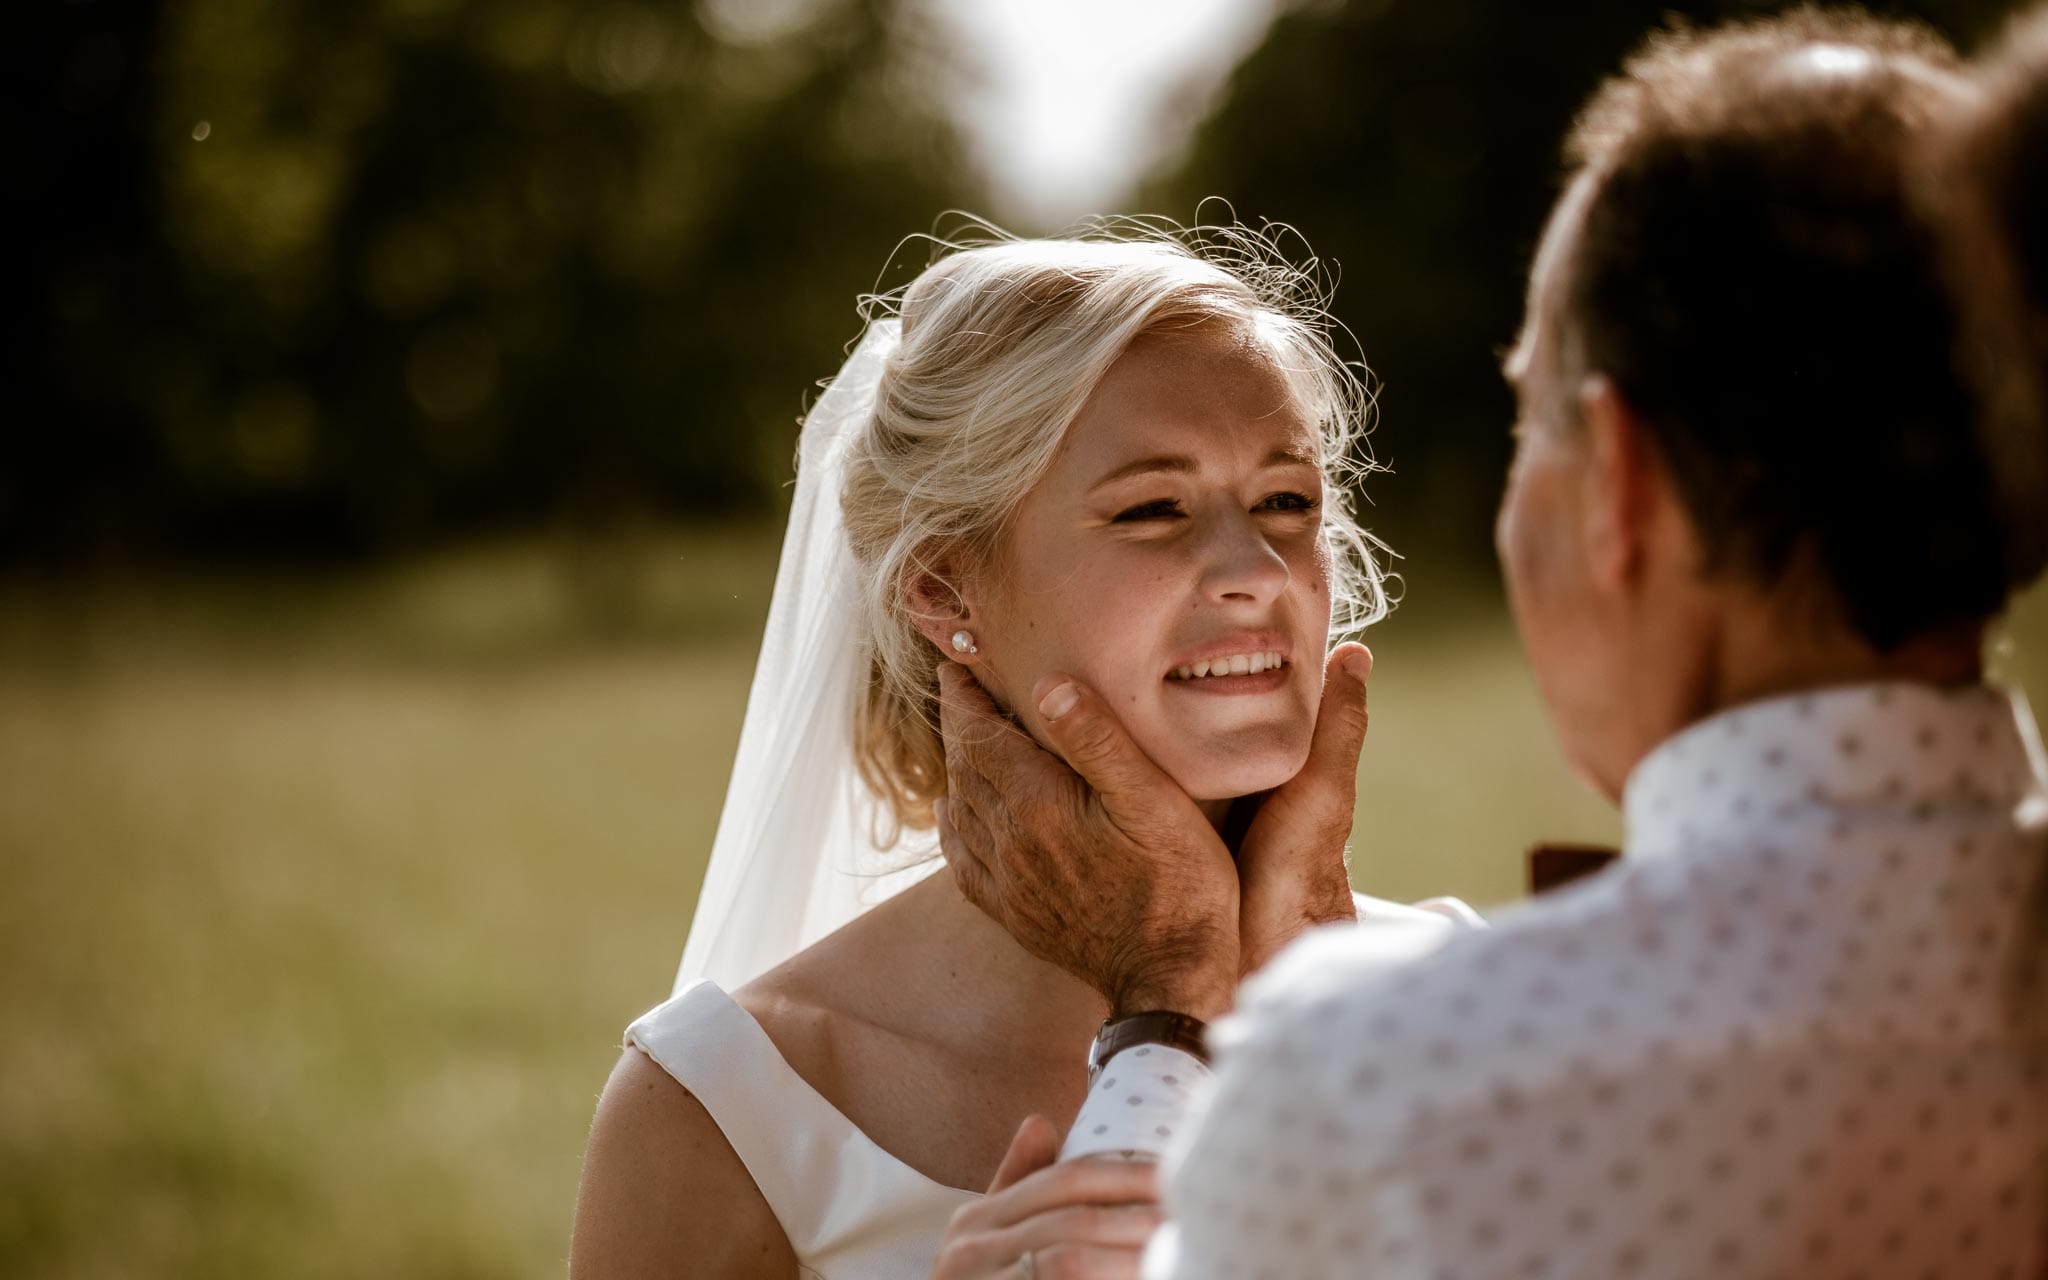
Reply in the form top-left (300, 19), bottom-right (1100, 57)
top-left (950, 630), bottom-right (978, 655)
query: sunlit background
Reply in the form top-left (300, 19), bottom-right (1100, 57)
top-left (13, 0), bottom-right (2047, 1274)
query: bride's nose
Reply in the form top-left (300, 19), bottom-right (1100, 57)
top-left (1196, 510), bottom-right (1291, 605)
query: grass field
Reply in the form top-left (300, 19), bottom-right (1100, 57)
top-left (2, 530), bottom-right (2044, 1277)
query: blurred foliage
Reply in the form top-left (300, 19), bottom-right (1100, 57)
top-left (21, 0), bottom-right (2037, 587)
top-left (1149, 0), bottom-right (2017, 593)
top-left (21, 0), bottom-right (972, 567)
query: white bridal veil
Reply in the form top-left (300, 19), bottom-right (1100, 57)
top-left (674, 319), bottom-right (940, 993)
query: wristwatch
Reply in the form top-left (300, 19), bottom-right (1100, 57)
top-left (1086, 1010), bottom-right (1211, 1085)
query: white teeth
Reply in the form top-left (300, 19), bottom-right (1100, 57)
top-left (1170, 651), bottom-right (1289, 679)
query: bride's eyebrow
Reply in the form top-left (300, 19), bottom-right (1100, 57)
top-left (1087, 447), bottom-right (1316, 494)
top-left (1089, 454), bottom-right (1197, 493)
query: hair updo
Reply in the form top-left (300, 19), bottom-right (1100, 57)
top-left (837, 220), bottom-right (1389, 843)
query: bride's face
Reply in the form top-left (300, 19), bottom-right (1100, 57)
top-left (963, 320), bottom-right (1332, 803)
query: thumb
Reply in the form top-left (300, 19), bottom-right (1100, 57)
top-left (987, 1114), bottom-right (1062, 1194)
top-left (1296, 643), bottom-right (1373, 803)
top-left (1030, 674), bottom-right (1178, 824)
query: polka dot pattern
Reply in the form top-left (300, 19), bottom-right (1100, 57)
top-left (1061, 1043), bottom-right (1207, 1162)
top-left (1141, 683), bottom-right (2048, 1279)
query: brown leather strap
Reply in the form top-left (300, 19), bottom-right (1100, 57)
top-left (1528, 843), bottom-right (1622, 896)
top-left (1087, 1010), bottom-right (1210, 1084)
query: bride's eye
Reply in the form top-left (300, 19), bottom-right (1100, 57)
top-left (1113, 498), bottom-right (1185, 522)
top-left (1257, 491), bottom-right (1319, 513)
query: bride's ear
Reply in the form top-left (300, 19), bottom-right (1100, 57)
top-left (904, 562), bottom-right (982, 665)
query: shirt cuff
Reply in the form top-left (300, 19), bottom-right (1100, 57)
top-left (1059, 1043), bottom-right (1212, 1161)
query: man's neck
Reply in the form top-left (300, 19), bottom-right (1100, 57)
top-left (1708, 609), bottom-right (1985, 714)
top-left (1601, 594), bottom-right (1989, 798)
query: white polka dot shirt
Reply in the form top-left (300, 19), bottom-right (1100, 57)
top-left (1061, 895), bottom-right (1479, 1164)
top-left (1121, 682), bottom-right (2048, 1278)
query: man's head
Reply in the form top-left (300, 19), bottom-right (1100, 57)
top-left (1498, 11), bottom-right (2006, 799)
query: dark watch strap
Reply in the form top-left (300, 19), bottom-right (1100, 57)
top-left (1528, 842), bottom-right (1621, 896)
top-left (1086, 1010), bottom-right (1211, 1085)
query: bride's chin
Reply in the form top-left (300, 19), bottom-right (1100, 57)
top-left (1160, 741), bottom-right (1313, 804)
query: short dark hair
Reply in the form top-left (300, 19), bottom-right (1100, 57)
top-left (1968, 6), bottom-right (2048, 342)
top-left (1952, 3), bottom-right (2048, 590)
top-left (1555, 10), bottom-right (2007, 651)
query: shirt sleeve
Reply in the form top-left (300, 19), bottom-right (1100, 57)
top-left (1137, 1002), bottom-right (1355, 1279)
top-left (1140, 925), bottom-right (1452, 1280)
top-left (1058, 1043), bottom-right (1212, 1161)
top-left (1062, 900), bottom-right (1481, 1165)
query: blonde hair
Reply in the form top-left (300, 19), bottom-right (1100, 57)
top-left (838, 218), bottom-right (1390, 842)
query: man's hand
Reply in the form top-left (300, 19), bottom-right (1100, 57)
top-left (1234, 643), bottom-right (1374, 977)
top-left (931, 1117), bottom-right (1158, 1280)
top-left (935, 664), bottom-right (1239, 1020)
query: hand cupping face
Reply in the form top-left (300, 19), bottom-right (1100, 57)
top-left (932, 645), bottom-right (1376, 1021)
top-left (934, 663), bottom-right (1241, 1021)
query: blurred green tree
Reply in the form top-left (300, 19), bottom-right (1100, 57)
top-left (1149, 0), bottom-right (2014, 595)
top-left (22, 0), bottom-right (973, 565)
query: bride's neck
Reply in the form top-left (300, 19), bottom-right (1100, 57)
top-left (872, 796), bottom-right (1247, 1049)
top-left (892, 869), bottom-right (1111, 1037)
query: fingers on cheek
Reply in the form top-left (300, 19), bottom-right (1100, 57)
top-left (946, 784), bottom-right (997, 850)
top-left (962, 765), bottom-right (1009, 823)
top-left (1020, 807), bottom-right (1079, 877)
top-left (957, 805), bottom-right (998, 861)
top-left (954, 782), bottom-right (997, 838)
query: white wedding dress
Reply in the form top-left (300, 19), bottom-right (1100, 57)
top-left (625, 895), bottom-right (1477, 1278)
top-left (627, 980), bottom-right (976, 1279)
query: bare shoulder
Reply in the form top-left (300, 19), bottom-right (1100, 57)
top-left (570, 1047), bottom-right (797, 1280)
top-left (733, 961), bottom-right (848, 1084)
top-left (731, 889), bottom-right (924, 1086)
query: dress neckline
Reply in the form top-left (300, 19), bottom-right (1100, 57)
top-left (691, 979), bottom-right (987, 1200)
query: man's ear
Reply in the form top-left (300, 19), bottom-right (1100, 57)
top-left (904, 559), bottom-right (982, 665)
top-left (1577, 375), bottom-right (1663, 594)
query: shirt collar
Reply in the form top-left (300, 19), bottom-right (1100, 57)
top-left (1621, 681), bottom-right (2047, 859)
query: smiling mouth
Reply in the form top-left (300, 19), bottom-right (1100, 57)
top-left (1166, 651), bottom-right (1288, 681)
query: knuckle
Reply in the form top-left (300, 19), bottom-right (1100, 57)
top-left (1297, 775), bottom-right (1353, 823)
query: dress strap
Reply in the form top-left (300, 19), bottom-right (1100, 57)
top-left (625, 980), bottom-right (974, 1262)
